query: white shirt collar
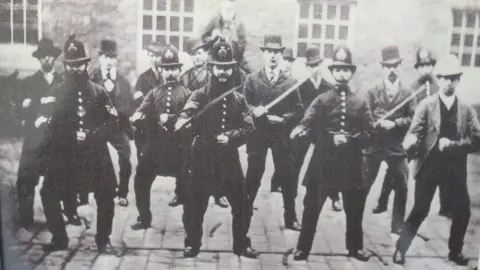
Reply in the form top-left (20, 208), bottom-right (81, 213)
top-left (310, 76), bottom-right (322, 89)
top-left (43, 70), bottom-right (54, 84)
top-left (102, 67), bottom-right (117, 80)
top-left (265, 66), bottom-right (280, 82)
top-left (439, 91), bottom-right (456, 110)
top-left (384, 78), bottom-right (400, 92)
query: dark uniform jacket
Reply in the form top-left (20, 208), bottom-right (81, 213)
top-left (243, 69), bottom-right (303, 132)
top-left (299, 85), bottom-right (375, 189)
top-left (134, 68), bottom-right (163, 107)
top-left (178, 81), bottom-right (253, 187)
top-left (17, 70), bottom-right (63, 176)
top-left (39, 80), bottom-right (118, 194)
top-left (181, 66), bottom-right (246, 92)
top-left (363, 80), bottom-right (416, 156)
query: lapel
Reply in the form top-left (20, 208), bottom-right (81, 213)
top-left (431, 95), bottom-right (441, 132)
top-left (456, 98), bottom-right (467, 136)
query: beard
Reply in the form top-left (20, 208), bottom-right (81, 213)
top-left (66, 71), bottom-right (89, 91)
top-left (388, 71), bottom-right (398, 82)
top-left (42, 63), bottom-right (54, 73)
top-left (165, 75), bottom-right (178, 85)
top-left (212, 73), bottom-right (232, 85)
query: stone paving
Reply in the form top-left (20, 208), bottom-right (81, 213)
top-left (2, 143), bottom-right (480, 269)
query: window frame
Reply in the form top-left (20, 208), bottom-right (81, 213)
top-left (0, 0), bottom-right (42, 45)
top-left (293, 0), bottom-right (357, 60)
top-left (449, 7), bottom-right (480, 69)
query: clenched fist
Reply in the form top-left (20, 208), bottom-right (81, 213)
top-left (22, 98), bottom-right (32, 108)
top-left (333, 134), bottom-right (348, 146)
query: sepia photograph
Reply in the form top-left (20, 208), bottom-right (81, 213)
top-left (1, 0), bottom-right (480, 269)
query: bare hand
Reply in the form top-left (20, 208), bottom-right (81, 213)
top-left (40, 96), bottom-right (56, 104)
top-left (266, 115), bottom-right (284, 124)
top-left (174, 118), bottom-right (191, 131)
top-left (378, 119), bottom-right (396, 130)
top-left (34, 116), bottom-right (48, 128)
top-left (130, 112), bottom-right (144, 123)
top-left (217, 134), bottom-right (229, 145)
top-left (290, 126), bottom-right (306, 140)
top-left (333, 134), bottom-right (348, 146)
top-left (22, 98), bottom-right (32, 108)
top-left (159, 113), bottom-right (169, 124)
top-left (133, 91), bottom-right (144, 100)
top-left (77, 131), bottom-right (86, 142)
top-left (252, 106), bottom-right (268, 118)
top-left (402, 134), bottom-right (417, 151)
top-left (439, 137), bottom-right (452, 152)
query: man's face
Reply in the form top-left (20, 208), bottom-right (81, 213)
top-left (306, 62), bottom-right (321, 77)
top-left (65, 63), bottom-right (87, 76)
top-left (39, 55), bottom-right (55, 73)
top-left (191, 48), bottom-right (208, 67)
top-left (263, 49), bottom-right (282, 70)
top-left (148, 51), bottom-right (161, 69)
top-left (331, 67), bottom-right (353, 84)
top-left (437, 75), bottom-right (461, 96)
top-left (212, 65), bottom-right (233, 83)
top-left (381, 61), bottom-right (401, 82)
top-left (99, 54), bottom-right (117, 70)
top-left (416, 64), bottom-right (434, 78)
top-left (220, 0), bottom-right (235, 21)
top-left (161, 66), bottom-right (180, 84)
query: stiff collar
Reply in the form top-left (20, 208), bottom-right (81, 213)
top-left (439, 91), bottom-right (456, 110)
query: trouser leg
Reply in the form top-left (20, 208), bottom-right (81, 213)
top-left (387, 157), bottom-right (409, 231)
top-left (362, 153), bottom-right (383, 194)
top-left (94, 189), bottom-right (115, 247)
top-left (182, 188), bottom-right (210, 249)
top-left (40, 175), bottom-right (68, 244)
top-left (447, 172), bottom-right (470, 253)
top-left (342, 187), bottom-right (367, 251)
top-left (377, 169), bottom-right (394, 208)
top-left (134, 158), bottom-right (156, 224)
top-left (110, 132), bottom-right (132, 198)
top-left (245, 142), bottom-right (268, 204)
top-left (16, 173), bottom-right (39, 227)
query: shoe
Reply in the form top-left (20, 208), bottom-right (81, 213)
top-left (285, 221), bottom-right (302, 231)
top-left (42, 241), bottom-right (68, 252)
top-left (95, 242), bottom-right (123, 256)
top-left (448, 252), bottom-right (469, 266)
top-left (392, 249), bottom-right (406, 265)
top-left (168, 196), bottom-right (182, 207)
top-left (347, 249), bottom-right (371, 262)
top-left (372, 205), bottom-right (387, 214)
top-left (215, 197), bottom-right (229, 208)
top-left (118, 197), bottom-right (129, 207)
top-left (235, 246), bottom-right (259, 259)
top-left (130, 221), bottom-right (150, 231)
top-left (67, 215), bottom-right (82, 226)
top-left (293, 249), bottom-right (308, 261)
top-left (331, 200), bottom-right (343, 212)
top-left (183, 246), bottom-right (200, 258)
top-left (271, 186), bottom-right (282, 193)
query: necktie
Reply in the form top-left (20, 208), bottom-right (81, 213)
top-left (269, 71), bottom-right (275, 84)
top-left (425, 81), bottom-right (431, 96)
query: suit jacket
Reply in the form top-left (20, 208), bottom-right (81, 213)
top-left (411, 74), bottom-right (440, 103)
top-left (133, 68), bottom-right (163, 109)
top-left (407, 94), bottom-right (480, 177)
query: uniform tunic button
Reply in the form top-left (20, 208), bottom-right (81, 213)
top-left (167, 91), bottom-right (171, 96)
top-left (79, 121), bottom-right (84, 125)
top-left (223, 111), bottom-right (227, 115)
top-left (168, 87), bottom-right (172, 90)
top-left (341, 96), bottom-right (346, 101)
top-left (341, 115), bottom-right (345, 119)
top-left (167, 102), bottom-right (171, 107)
top-left (341, 108), bottom-right (346, 113)
top-left (221, 125), bottom-right (225, 129)
top-left (167, 97), bottom-right (171, 101)
top-left (223, 104), bottom-right (227, 108)
top-left (340, 129), bottom-right (345, 133)
top-left (78, 91), bottom-right (82, 96)
top-left (341, 122), bottom-right (345, 126)
top-left (341, 91), bottom-right (346, 96)
top-left (222, 118), bottom-right (226, 122)
top-left (78, 98), bottom-right (83, 103)
top-left (223, 98), bottom-right (227, 101)
top-left (341, 102), bottom-right (346, 107)
top-left (166, 109), bottom-right (170, 113)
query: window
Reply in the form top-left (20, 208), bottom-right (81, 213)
top-left (450, 8), bottom-right (480, 67)
top-left (0, 0), bottom-right (40, 45)
top-left (295, 1), bottom-right (354, 58)
top-left (140, 0), bottom-right (195, 51)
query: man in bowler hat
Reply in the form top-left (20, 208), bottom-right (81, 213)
top-left (244, 34), bottom-right (303, 231)
top-left (363, 45), bottom-right (414, 234)
top-left (394, 54), bottom-right (480, 266)
top-left (35, 35), bottom-right (118, 253)
top-left (16, 37), bottom-right (72, 230)
top-left (90, 39), bottom-right (134, 207)
top-left (281, 48), bottom-right (295, 76)
top-left (290, 45), bottom-right (374, 261)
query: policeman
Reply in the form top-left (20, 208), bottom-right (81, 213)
top-left (90, 39), bottom-right (134, 207)
top-left (133, 41), bottom-right (164, 158)
top-left (35, 35), bottom-right (118, 253)
top-left (175, 37), bottom-right (258, 258)
top-left (16, 37), bottom-right (67, 230)
top-left (290, 45), bottom-right (374, 262)
top-left (130, 44), bottom-right (191, 229)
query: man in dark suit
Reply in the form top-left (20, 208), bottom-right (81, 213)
top-left (393, 54), bottom-right (480, 266)
top-left (133, 41), bottom-right (163, 159)
top-left (36, 35), bottom-right (118, 253)
top-left (130, 44), bottom-right (191, 229)
top-left (243, 35), bottom-right (303, 231)
top-left (290, 46), bottom-right (374, 261)
top-left (175, 37), bottom-right (258, 258)
top-left (16, 37), bottom-right (71, 229)
top-left (90, 39), bottom-right (134, 207)
top-left (363, 45), bottom-right (415, 234)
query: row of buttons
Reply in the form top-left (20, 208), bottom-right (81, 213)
top-left (221, 97), bottom-right (227, 131)
top-left (166, 87), bottom-right (172, 113)
top-left (77, 91), bottom-right (85, 130)
top-left (340, 91), bottom-right (346, 134)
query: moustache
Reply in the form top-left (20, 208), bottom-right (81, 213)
top-left (42, 63), bottom-right (54, 73)
top-left (166, 76), bottom-right (177, 83)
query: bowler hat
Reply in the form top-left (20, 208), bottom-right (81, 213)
top-left (208, 37), bottom-right (237, 66)
top-left (184, 37), bottom-right (207, 54)
top-left (414, 47), bottom-right (436, 68)
top-left (145, 41), bottom-right (164, 57)
top-left (259, 35), bottom-right (285, 51)
top-left (304, 45), bottom-right (323, 65)
top-left (328, 45), bottom-right (356, 73)
top-left (434, 54), bottom-right (463, 77)
top-left (157, 44), bottom-right (183, 68)
top-left (380, 45), bottom-right (402, 65)
top-left (32, 37), bottom-right (61, 59)
top-left (63, 34), bottom-right (91, 65)
top-left (99, 39), bottom-right (118, 57)
top-left (282, 48), bottom-right (295, 62)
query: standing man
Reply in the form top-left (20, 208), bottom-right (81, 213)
top-left (179, 37), bottom-right (230, 208)
top-left (294, 45), bottom-right (342, 212)
top-left (16, 37), bottom-right (67, 229)
top-left (130, 44), bottom-right (191, 229)
top-left (363, 45), bottom-right (415, 234)
top-left (133, 41), bottom-right (164, 158)
top-left (290, 46), bottom-right (374, 261)
top-left (281, 48), bottom-right (295, 76)
top-left (201, 0), bottom-right (250, 74)
top-left (175, 37), bottom-right (258, 258)
top-left (393, 54), bottom-right (480, 266)
top-left (244, 35), bottom-right (303, 231)
top-left (90, 39), bottom-right (133, 207)
top-left (35, 35), bottom-right (118, 252)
